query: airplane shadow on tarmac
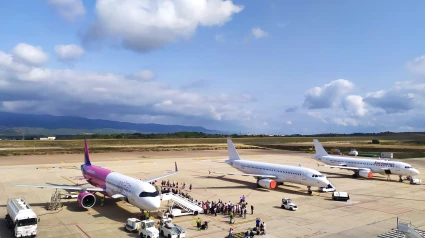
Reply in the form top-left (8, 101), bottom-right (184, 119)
top-left (197, 175), bottom-right (315, 196)
top-left (319, 171), bottom-right (409, 184)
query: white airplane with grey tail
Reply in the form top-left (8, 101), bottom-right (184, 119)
top-left (313, 139), bottom-right (419, 182)
top-left (209, 139), bottom-right (335, 195)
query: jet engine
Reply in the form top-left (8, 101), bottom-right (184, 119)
top-left (258, 179), bottom-right (277, 189)
top-left (77, 192), bottom-right (96, 209)
top-left (359, 170), bottom-right (373, 178)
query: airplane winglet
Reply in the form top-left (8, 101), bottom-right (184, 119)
top-left (208, 170), bottom-right (211, 174)
top-left (175, 162), bottom-right (178, 172)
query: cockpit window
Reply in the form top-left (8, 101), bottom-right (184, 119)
top-left (312, 174), bottom-right (324, 177)
top-left (405, 166), bottom-right (412, 169)
top-left (139, 191), bottom-right (159, 197)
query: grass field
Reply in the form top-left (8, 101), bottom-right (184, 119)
top-left (1, 136), bottom-right (425, 158)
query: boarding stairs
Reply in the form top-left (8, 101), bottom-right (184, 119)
top-left (47, 189), bottom-right (62, 210)
top-left (377, 217), bottom-right (425, 238)
top-left (161, 193), bottom-right (203, 215)
top-left (397, 218), bottom-right (424, 238)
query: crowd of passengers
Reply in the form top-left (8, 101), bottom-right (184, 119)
top-left (156, 180), bottom-right (267, 237)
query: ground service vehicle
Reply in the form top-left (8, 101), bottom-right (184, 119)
top-left (410, 178), bottom-right (422, 185)
top-left (281, 198), bottom-right (298, 211)
top-left (124, 218), bottom-right (159, 238)
top-left (158, 218), bottom-right (186, 238)
top-left (319, 185), bottom-right (336, 192)
top-left (332, 192), bottom-right (350, 201)
top-left (5, 198), bottom-right (39, 237)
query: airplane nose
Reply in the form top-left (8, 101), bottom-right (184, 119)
top-left (149, 198), bottom-right (161, 210)
top-left (141, 197), bottom-right (161, 211)
top-left (412, 169), bottom-right (419, 175)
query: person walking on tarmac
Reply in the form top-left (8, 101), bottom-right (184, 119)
top-left (228, 228), bottom-right (234, 238)
top-left (189, 184), bottom-right (192, 192)
top-left (229, 210), bottom-right (234, 224)
top-left (101, 195), bottom-right (105, 207)
top-left (196, 217), bottom-right (201, 231)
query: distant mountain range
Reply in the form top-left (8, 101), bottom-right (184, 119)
top-left (0, 112), bottom-right (222, 136)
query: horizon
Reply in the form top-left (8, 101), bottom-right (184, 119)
top-left (1, 1), bottom-right (425, 134)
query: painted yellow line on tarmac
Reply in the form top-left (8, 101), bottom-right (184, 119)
top-left (61, 176), bottom-right (78, 185)
top-left (36, 166), bottom-right (56, 170)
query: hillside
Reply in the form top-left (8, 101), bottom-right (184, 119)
top-left (0, 112), bottom-right (221, 135)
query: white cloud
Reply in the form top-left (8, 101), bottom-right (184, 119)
top-left (251, 27), bottom-right (269, 39)
top-left (307, 111), bottom-right (328, 124)
top-left (363, 81), bottom-right (425, 114)
top-left (343, 95), bottom-right (367, 117)
top-left (84, 0), bottom-right (243, 52)
top-left (332, 117), bottom-right (359, 127)
top-left (263, 122), bottom-right (268, 126)
top-left (0, 46), bottom-right (255, 129)
top-left (54, 44), bottom-right (85, 61)
top-left (11, 43), bottom-right (49, 66)
top-left (215, 34), bottom-right (224, 42)
top-left (286, 120), bottom-right (292, 125)
top-left (17, 67), bottom-right (53, 82)
top-left (129, 70), bottom-right (156, 81)
top-left (46, 0), bottom-right (86, 21)
top-left (303, 79), bottom-right (354, 109)
top-left (406, 55), bottom-right (425, 76)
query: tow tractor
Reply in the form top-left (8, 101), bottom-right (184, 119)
top-left (281, 198), bottom-right (298, 211)
top-left (124, 218), bottom-right (159, 238)
top-left (158, 217), bottom-right (186, 238)
top-left (406, 176), bottom-right (422, 185)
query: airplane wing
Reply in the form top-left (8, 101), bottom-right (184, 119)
top-left (328, 165), bottom-right (370, 171)
top-left (9, 184), bottom-right (105, 192)
top-left (208, 170), bottom-right (277, 179)
top-left (142, 162), bottom-right (178, 183)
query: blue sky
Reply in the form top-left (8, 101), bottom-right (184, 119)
top-left (1, 0), bottom-right (425, 134)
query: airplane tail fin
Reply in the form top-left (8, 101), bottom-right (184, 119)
top-left (313, 139), bottom-right (329, 157)
top-left (84, 139), bottom-right (92, 166)
top-left (227, 139), bottom-right (241, 160)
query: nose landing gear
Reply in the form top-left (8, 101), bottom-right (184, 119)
top-left (307, 186), bottom-right (312, 195)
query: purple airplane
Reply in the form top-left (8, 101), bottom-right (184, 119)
top-left (11, 140), bottom-right (178, 211)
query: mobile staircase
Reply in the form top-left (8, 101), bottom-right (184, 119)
top-left (378, 217), bottom-right (425, 238)
top-left (397, 218), bottom-right (424, 238)
top-left (161, 193), bottom-right (203, 215)
top-left (47, 189), bottom-right (62, 210)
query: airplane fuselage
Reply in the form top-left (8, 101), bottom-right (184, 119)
top-left (81, 164), bottom-right (160, 210)
top-left (228, 160), bottom-right (331, 188)
top-left (315, 155), bottom-right (419, 177)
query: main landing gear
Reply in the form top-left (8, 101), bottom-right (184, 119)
top-left (307, 186), bottom-right (312, 195)
top-left (352, 172), bottom-right (359, 178)
top-left (399, 175), bottom-right (403, 182)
